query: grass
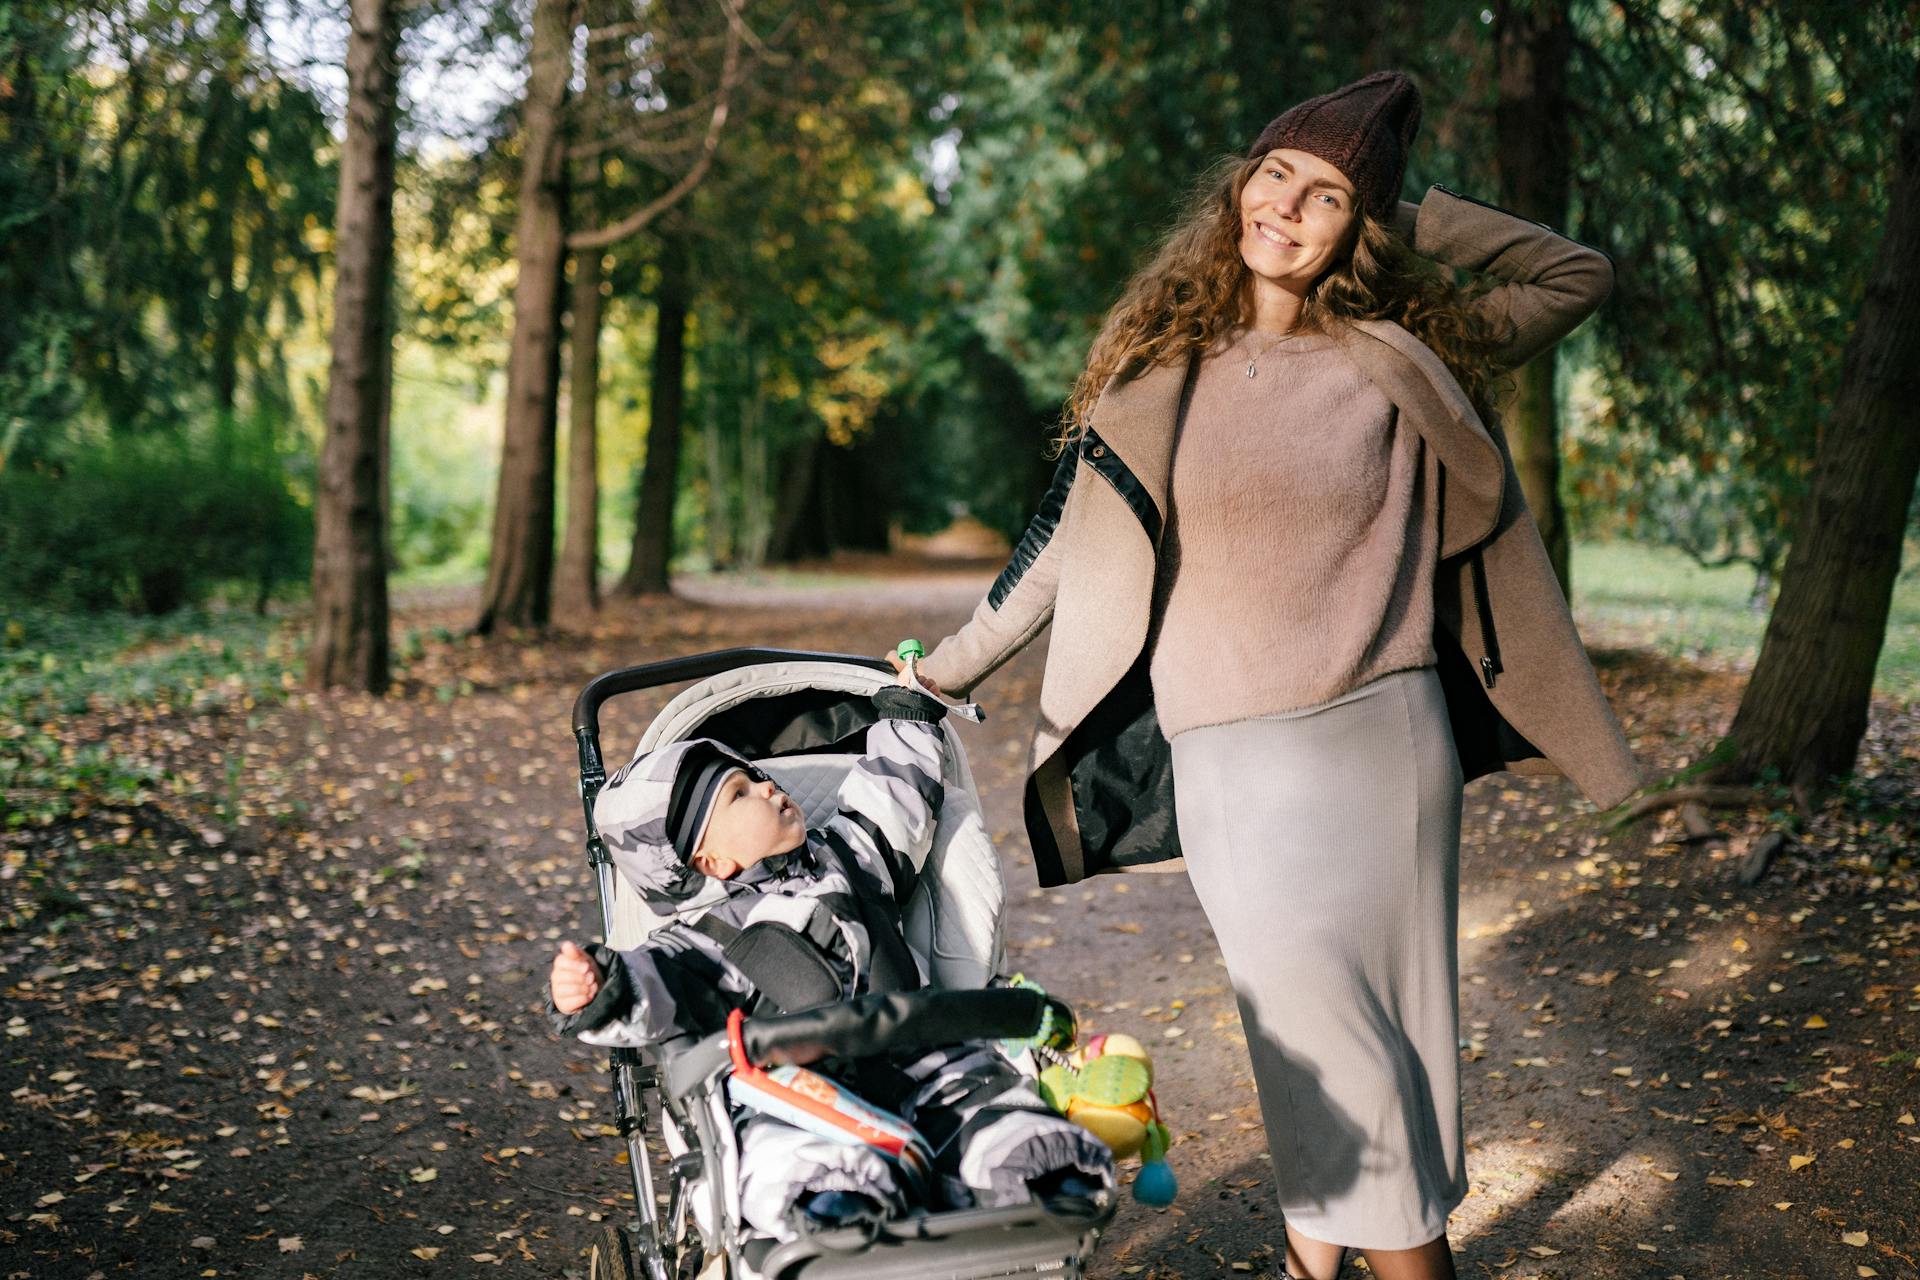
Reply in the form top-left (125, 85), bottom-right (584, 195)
top-left (0, 604), bottom-right (300, 828)
top-left (1572, 540), bottom-right (1920, 699)
top-left (679, 565), bottom-right (897, 591)
top-left (391, 556), bottom-right (491, 592)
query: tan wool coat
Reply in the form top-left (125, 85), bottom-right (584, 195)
top-left (922, 185), bottom-right (1643, 887)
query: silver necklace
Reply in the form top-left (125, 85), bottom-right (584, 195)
top-left (1244, 330), bottom-right (1293, 378)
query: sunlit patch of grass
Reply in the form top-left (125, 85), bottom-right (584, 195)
top-left (392, 559), bottom-right (487, 591)
top-left (680, 566), bottom-right (887, 591)
top-left (0, 605), bottom-right (298, 827)
top-left (1572, 541), bottom-right (1920, 699)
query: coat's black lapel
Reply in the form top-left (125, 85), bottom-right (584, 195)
top-left (1077, 427), bottom-right (1162, 545)
top-left (1084, 356), bottom-right (1192, 532)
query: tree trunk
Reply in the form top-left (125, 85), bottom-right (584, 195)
top-left (764, 434), bottom-right (824, 564)
top-left (618, 233), bottom-right (692, 595)
top-left (1720, 59), bottom-right (1920, 793)
top-left (207, 88), bottom-right (243, 416)
top-left (200, 4), bottom-right (253, 419)
top-left (554, 12), bottom-right (608, 618)
top-left (702, 410), bottom-right (732, 569)
top-left (474, 0), bottom-right (573, 635)
top-left (736, 342), bottom-right (771, 569)
top-left (308, 0), bottom-right (398, 692)
top-left (554, 245), bottom-right (605, 614)
top-left (1493, 0), bottom-right (1573, 596)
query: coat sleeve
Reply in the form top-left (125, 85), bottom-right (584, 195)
top-left (1393, 184), bottom-right (1615, 371)
top-left (551, 935), bottom-right (751, 1049)
top-left (918, 447), bottom-right (1077, 698)
top-left (824, 689), bottom-right (948, 902)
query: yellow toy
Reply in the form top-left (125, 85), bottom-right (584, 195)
top-left (1001, 976), bottom-right (1177, 1206)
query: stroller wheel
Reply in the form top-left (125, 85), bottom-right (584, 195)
top-left (588, 1224), bottom-right (636, 1280)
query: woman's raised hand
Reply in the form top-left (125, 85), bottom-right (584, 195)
top-left (550, 941), bottom-right (602, 1014)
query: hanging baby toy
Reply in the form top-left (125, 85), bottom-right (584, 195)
top-left (1000, 975), bottom-right (1178, 1206)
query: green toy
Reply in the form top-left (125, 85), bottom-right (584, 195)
top-left (1002, 975), bottom-right (1178, 1207)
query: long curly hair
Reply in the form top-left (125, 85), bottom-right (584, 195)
top-left (1060, 153), bottom-right (1511, 446)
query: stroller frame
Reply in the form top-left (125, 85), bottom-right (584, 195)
top-left (568, 648), bottom-right (1114, 1280)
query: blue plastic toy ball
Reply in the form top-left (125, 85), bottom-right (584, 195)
top-left (1132, 1160), bottom-right (1178, 1206)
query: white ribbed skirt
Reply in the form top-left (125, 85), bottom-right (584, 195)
top-left (1170, 666), bottom-right (1467, 1251)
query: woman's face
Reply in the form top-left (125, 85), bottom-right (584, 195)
top-left (1237, 148), bottom-right (1360, 294)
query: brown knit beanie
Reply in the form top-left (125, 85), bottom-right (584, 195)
top-left (1246, 71), bottom-right (1422, 220)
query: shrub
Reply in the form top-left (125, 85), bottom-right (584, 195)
top-left (0, 411), bottom-right (311, 614)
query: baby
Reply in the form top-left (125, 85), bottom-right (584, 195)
top-left (547, 668), bottom-right (1111, 1241)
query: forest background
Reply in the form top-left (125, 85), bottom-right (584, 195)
top-left (0, 0), bottom-right (1918, 804)
top-left (6, 3), bottom-right (1920, 1276)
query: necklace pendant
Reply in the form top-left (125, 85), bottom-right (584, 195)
top-left (1246, 361), bottom-right (1257, 378)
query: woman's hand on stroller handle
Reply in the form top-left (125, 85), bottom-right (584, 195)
top-left (886, 644), bottom-right (945, 699)
top-left (551, 941), bottom-right (603, 1014)
top-left (891, 638), bottom-right (988, 722)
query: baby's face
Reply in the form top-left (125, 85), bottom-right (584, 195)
top-left (692, 768), bottom-right (807, 876)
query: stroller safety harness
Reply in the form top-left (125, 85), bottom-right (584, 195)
top-left (691, 914), bottom-right (845, 1015)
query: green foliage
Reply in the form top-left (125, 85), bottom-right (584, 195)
top-left (0, 602), bottom-right (294, 830)
top-left (0, 411), bottom-right (312, 614)
top-left (910, 2), bottom-right (1488, 413)
top-left (0, 3), bottom-right (334, 456)
top-left (883, 326), bottom-right (1056, 541)
top-left (1568, 0), bottom-right (1920, 577)
top-left (5, 0), bottom-right (1913, 616)
top-left (653, 6), bottom-right (937, 567)
top-left (0, 6), bottom-right (96, 447)
top-left (388, 345), bottom-right (503, 573)
top-left (870, 0), bottom-right (1490, 532)
top-left (399, 147), bottom-right (518, 373)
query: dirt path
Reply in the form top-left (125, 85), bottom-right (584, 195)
top-left (3, 569), bottom-right (1916, 1279)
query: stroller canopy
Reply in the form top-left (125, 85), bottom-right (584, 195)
top-left (601, 659), bottom-right (1007, 991)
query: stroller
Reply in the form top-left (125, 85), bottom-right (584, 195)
top-left (567, 647), bottom-right (1117, 1280)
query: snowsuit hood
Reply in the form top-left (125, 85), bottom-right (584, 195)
top-left (596, 737), bottom-right (761, 913)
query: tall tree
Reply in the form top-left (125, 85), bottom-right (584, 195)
top-left (554, 3), bottom-right (613, 616)
top-left (475, 0), bottom-right (574, 635)
top-left (475, 0), bottom-right (756, 630)
top-left (309, 0), bottom-right (399, 691)
top-left (619, 231), bottom-right (692, 594)
top-left (0, 4), bottom-right (332, 455)
top-left (1718, 58), bottom-right (1920, 793)
top-left (1567, 2), bottom-right (1912, 584)
top-left (555, 242), bottom-right (606, 613)
top-left (1494, 0), bottom-right (1574, 595)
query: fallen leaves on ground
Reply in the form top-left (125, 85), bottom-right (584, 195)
top-left (3, 578), bottom-right (1917, 1278)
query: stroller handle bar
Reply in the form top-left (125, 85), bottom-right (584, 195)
top-left (571, 647), bottom-right (895, 736)
top-left (662, 987), bottom-right (1047, 1102)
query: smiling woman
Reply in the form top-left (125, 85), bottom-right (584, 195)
top-left (1238, 150), bottom-right (1360, 310)
top-left (1056, 84), bottom-right (1514, 445)
top-left (914, 69), bottom-right (1639, 1280)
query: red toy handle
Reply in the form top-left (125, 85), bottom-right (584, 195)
top-left (726, 1007), bottom-right (763, 1079)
